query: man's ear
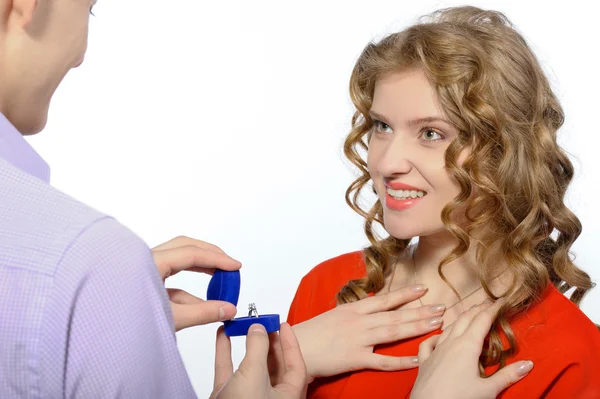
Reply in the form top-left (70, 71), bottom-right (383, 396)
top-left (10, 0), bottom-right (38, 28)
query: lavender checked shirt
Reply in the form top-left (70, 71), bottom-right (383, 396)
top-left (0, 113), bottom-right (197, 398)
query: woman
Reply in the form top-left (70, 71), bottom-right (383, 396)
top-left (288, 6), bottom-right (600, 398)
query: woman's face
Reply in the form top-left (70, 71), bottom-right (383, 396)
top-left (367, 69), bottom-right (463, 239)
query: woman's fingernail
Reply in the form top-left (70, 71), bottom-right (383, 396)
top-left (427, 317), bottom-right (443, 327)
top-left (219, 307), bottom-right (227, 320)
top-left (483, 298), bottom-right (493, 305)
top-left (429, 304), bottom-right (446, 313)
top-left (410, 356), bottom-right (419, 365)
top-left (412, 284), bottom-right (427, 293)
top-left (517, 361), bottom-right (534, 376)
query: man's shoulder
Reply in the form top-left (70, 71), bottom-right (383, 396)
top-left (0, 158), bottom-right (119, 276)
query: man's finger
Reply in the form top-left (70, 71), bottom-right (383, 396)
top-left (487, 360), bottom-right (533, 396)
top-left (277, 323), bottom-right (308, 392)
top-left (267, 331), bottom-right (285, 385)
top-left (417, 334), bottom-right (439, 365)
top-left (238, 324), bottom-right (270, 376)
top-left (171, 300), bottom-right (237, 330)
top-left (153, 236), bottom-right (226, 254)
top-left (213, 326), bottom-right (234, 392)
top-left (356, 285), bottom-right (428, 315)
top-left (167, 288), bottom-right (204, 305)
top-left (153, 246), bottom-right (241, 279)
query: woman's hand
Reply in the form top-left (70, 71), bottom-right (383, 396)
top-left (411, 299), bottom-right (533, 399)
top-left (291, 284), bottom-right (446, 382)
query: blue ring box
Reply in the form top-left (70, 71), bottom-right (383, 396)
top-left (206, 269), bottom-right (280, 337)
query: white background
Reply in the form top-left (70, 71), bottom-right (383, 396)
top-left (27, 0), bottom-right (599, 397)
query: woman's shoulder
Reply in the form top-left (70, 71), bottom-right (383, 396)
top-left (531, 284), bottom-right (600, 340)
top-left (511, 283), bottom-right (600, 367)
top-left (303, 250), bottom-right (366, 281)
top-left (286, 250), bottom-right (367, 325)
top-left (493, 285), bottom-right (600, 398)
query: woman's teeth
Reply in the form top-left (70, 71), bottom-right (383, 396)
top-left (386, 188), bottom-right (425, 200)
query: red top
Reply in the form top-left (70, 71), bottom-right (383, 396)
top-left (287, 251), bottom-right (600, 399)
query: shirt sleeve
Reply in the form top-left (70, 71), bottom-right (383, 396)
top-left (43, 217), bottom-right (197, 399)
top-left (539, 363), bottom-right (600, 399)
top-left (287, 274), bottom-right (315, 326)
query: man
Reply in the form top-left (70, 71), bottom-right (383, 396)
top-left (0, 0), bottom-right (307, 397)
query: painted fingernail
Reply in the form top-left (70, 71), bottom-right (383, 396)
top-left (412, 284), bottom-right (427, 293)
top-left (410, 356), bottom-right (419, 365)
top-left (427, 317), bottom-right (443, 327)
top-left (429, 304), bottom-right (446, 313)
top-left (517, 361), bottom-right (534, 376)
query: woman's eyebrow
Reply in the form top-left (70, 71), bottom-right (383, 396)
top-left (369, 110), bottom-right (452, 127)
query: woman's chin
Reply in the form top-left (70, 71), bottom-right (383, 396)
top-left (384, 225), bottom-right (418, 241)
top-left (384, 223), bottom-right (447, 242)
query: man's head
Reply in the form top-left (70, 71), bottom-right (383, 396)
top-left (0, 0), bottom-right (95, 134)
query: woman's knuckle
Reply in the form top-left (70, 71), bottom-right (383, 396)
top-left (377, 357), bottom-right (394, 370)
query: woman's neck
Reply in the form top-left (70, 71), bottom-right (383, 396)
top-left (404, 230), bottom-right (510, 306)
top-left (413, 233), bottom-right (481, 294)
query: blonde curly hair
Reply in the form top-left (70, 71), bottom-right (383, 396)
top-left (337, 6), bottom-right (596, 369)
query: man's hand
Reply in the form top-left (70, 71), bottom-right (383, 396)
top-left (211, 323), bottom-right (307, 399)
top-left (411, 299), bottom-right (534, 399)
top-left (152, 236), bottom-right (241, 331)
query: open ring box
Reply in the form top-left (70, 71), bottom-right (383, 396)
top-left (206, 269), bottom-right (280, 337)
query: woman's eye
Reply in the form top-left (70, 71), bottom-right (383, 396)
top-left (373, 120), bottom-right (393, 134)
top-left (421, 128), bottom-right (444, 141)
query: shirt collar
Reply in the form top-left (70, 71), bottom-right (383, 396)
top-left (0, 113), bottom-right (50, 183)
